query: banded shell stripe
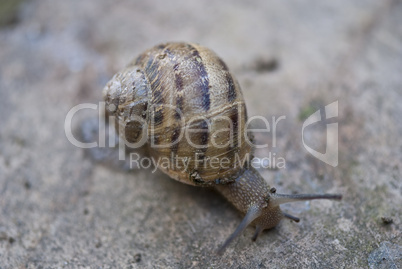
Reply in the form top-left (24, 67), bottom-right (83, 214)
top-left (170, 127), bottom-right (181, 154)
top-left (186, 118), bottom-right (209, 160)
top-left (226, 73), bottom-right (237, 102)
top-left (145, 53), bottom-right (165, 126)
top-left (173, 63), bottom-right (184, 92)
top-left (198, 119), bottom-right (209, 159)
top-left (226, 105), bottom-right (240, 162)
top-left (192, 43), bottom-right (242, 114)
top-left (175, 95), bottom-right (184, 120)
top-left (156, 43), bottom-right (168, 50)
top-left (187, 44), bottom-right (211, 112)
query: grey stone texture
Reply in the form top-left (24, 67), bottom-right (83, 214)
top-left (0, 0), bottom-right (401, 268)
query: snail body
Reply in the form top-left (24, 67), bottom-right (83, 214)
top-left (103, 42), bottom-right (341, 253)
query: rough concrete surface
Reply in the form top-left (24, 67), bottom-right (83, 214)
top-left (0, 0), bottom-right (401, 268)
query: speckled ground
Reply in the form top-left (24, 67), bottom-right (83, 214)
top-left (0, 0), bottom-right (401, 268)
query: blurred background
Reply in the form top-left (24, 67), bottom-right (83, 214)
top-left (0, 0), bottom-right (401, 268)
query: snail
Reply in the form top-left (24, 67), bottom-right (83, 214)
top-left (102, 42), bottom-right (342, 254)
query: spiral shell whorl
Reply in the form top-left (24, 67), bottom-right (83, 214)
top-left (104, 42), bottom-right (252, 186)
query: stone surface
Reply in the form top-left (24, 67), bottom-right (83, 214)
top-left (0, 0), bottom-right (401, 268)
